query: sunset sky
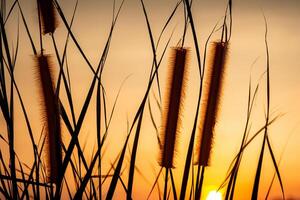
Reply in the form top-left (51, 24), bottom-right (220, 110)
top-left (1, 0), bottom-right (300, 199)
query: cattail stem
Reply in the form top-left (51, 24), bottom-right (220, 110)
top-left (160, 47), bottom-right (189, 168)
top-left (197, 41), bottom-right (228, 166)
top-left (163, 168), bottom-right (169, 200)
top-left (36, 54), bottom-right (62, 184)
top-left (195, 166), bottom-right (205, 200)
top-left (37, 0), bottom-right (57, 34)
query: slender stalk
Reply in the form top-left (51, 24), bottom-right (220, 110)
top-left (163, 168), bottom-right (169, 200)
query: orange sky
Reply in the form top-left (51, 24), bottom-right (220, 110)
top-left (1, 0), bottom-right (300, 199)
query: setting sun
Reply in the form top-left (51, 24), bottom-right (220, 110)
top-left (206, 190), bottom-right (222, 200)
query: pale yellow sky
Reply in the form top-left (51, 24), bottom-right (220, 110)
top-left (1, 0), bottom-right (300, 199)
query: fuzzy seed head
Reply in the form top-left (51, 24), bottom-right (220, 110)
top-left (38, 0), bottom-right (58, 34)
top-left (159, 47), bottom-right (189, 168)
top-left (35, 54), bottom-right (62, 183)
top-left (196, 41), bottom-right (228, 166)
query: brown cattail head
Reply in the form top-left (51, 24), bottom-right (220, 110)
top-left (35, 54), bottom-right (62, 183)
top-left (37, 0), bottom-right (57, 34)
top-left (196, 41), bottom-right (228, 166)
top-left (159, 47), bottom-right (189, 168)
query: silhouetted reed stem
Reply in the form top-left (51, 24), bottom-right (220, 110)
top-left (195, 165), bottom-right (205, 200)
top-left (163, 168), bottom-right (169, 200)
top-left (35, 54), bottom-right (62, 184)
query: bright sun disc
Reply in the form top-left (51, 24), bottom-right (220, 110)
top-left (206, 190), bottom-right (222, 200)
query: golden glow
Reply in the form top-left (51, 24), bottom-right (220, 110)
top-left (1, 0), bottom-right (300, 199)
top-left (206, 190), bottom-right (222, 200)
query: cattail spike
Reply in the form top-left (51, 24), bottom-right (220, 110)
top-left (159, 47), bottom-right (189, 168)
top-left (38, 0), bottom-right (57, 34)
top-left (35, 54), bottom-right (62, 183)
top-left (196, 41), bottom-right (228, 166)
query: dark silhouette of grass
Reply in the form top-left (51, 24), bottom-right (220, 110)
top-left (251, 15), bottom-right (285, 200)
top-left (0, 0), bottom-right (287, 199)
top-left (224, 75), bottom-right (259, 200)
top-left (126, 1), bottom-right (182, 199)
top-left (179, 0), bottom-right (203, 199)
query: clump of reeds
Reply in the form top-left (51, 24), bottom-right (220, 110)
top-left (196, 41), bottom-right (228, 166)
top-left (35, 54), bottom-right (62, 183)
top-left (159, 47), bottom-right (189, 168)
top-left (37, 0), bottom-right (57, 34)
